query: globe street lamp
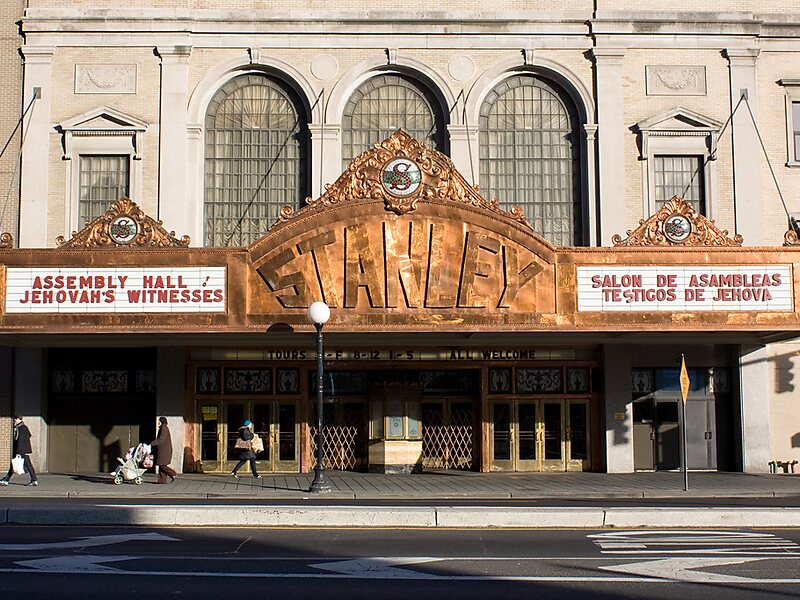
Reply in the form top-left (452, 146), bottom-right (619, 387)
top-left (307, 301), bottom-right (332, 493)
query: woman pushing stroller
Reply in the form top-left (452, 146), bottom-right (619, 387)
top-left (230, 420), bottom-right (262, 479)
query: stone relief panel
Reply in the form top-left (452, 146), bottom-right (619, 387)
top-left (75, 64), bottom-right (137, 94)
top-left (645, 66), bottom-right (706, 96)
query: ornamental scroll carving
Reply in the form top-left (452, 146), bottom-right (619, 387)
top-left (56, 197), bottom-right (190, 248)
top-left (0, 232), bottom-right (12, 248)
top-left (612, 196), bottom-right (743, 247)
top-left (272, 129), bottom-right (531, 229)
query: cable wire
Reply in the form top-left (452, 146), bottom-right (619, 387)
top-left (223, 89), bottom-right (324, 247)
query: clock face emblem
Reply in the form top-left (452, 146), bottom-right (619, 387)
top-left (663, 214), bottom-right (691, 243)
top-left (109, 216), bottom-right (138, 244)
top-left (381, 158), bottom-right (421, 197)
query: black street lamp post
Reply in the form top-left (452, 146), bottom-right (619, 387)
top-left (308, 301), bottom-right (332, 493)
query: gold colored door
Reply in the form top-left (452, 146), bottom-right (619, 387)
top-left (491, 399), bottom-right (586, 472)
top-left (566, 400), bottom-right (590, 471)
top-left (272, 400), bottom-right (300, 472)
top-left (515, 400), bottom-right (539, 471)
top-left (198, 401), bottom-right (223, 472)
top-left (490, 400), bottom-right (514, 471)
top-left (540, 400), bottom-right (566, 472)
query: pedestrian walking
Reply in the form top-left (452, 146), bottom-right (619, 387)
top-left (231, 420), bottom-right (262, 479)
top-left (0, 416), bottom-right (38, 487)
top-left (151, 416), bottom-right (177, 484)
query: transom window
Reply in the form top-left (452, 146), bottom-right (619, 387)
top-left (653, 155), bottom-right (705, 213)
top-left (204, 75), bottom-right (307, 247)
top-left (479, 75), bottom-right (582, 247)
top-left (79, 155), bottom-right (129, 224)
top-left (342, 74), bottom-right (445, 165)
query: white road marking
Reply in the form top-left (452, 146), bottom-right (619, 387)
top-left (589, 530), bottom-right (800, 555)
top-left (0, 532), bottom-right (179, 551)
top-left (600, 557), bottom-right (763, 583)
top-left (310, 557), bottom-right (442, 579)
top-left (15, 555), bottom-right (132, 573)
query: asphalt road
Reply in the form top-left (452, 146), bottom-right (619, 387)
top-left (0, 526), bottom-right (799, 598)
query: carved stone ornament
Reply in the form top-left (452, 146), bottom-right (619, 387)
top-left (274, 129), bottom-right (530, 228)
top-left (56, 197), bottom-right (190, 248)
top-left (612, 196), bottom-right (743, 247)
top-left (784, 221), bottom-right (800, 246)
top-left (0, 232), bottom-right (12, 248)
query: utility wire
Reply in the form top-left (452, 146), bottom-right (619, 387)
top-left (224, 88), bottom-right (324, 247)
top-left (461, 90), bottom-right (477, 185)
top-left (680, 93), bottom-right (744, 201)
top-left (0, 95), bottom-right (36, 162)
top-left (0, 94), bottom-right (38, 235)
top-left (741, 94), bottom-right (795, 231)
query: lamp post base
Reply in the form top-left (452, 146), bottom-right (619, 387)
top-left (309, 465), bottom-right (332, 493)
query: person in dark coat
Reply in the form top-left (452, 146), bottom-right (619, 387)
top-left (0, 416), bottom-right (38, 486)
top-left (151, 416), bottom-right (176, 484)
top-left (231, 420), bottom-right (261, 479)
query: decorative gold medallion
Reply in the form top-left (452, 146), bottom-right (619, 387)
top-left (663, 213), bottom-right (691, 243)
top-left (109, 216), bottom-right (138, 245)
top-left (381, 158), bottom-right (421, 197)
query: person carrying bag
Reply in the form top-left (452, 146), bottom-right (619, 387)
top-left (0, 416), bottom-right (38, 487)
top-left (230, 420), bottom-right (261, 479)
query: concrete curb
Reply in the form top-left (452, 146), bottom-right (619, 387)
top-left (5, 505), bottom-right (800, 528)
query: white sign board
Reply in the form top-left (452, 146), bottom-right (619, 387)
top-left (577, 265), bottom-right (793, 312)
top-left (5, 267), bottom-right (226, 314)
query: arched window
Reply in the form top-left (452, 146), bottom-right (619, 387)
top-left (479, 76), bottom-right (582, 246)
top-left (204, 74), bottom-right (307, 247)
top-left (342, 74), bottom-right (445, 165)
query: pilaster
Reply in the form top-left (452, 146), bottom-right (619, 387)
top-left (591, 48), bottom-right (626, 246)
top-left (725, 48), bottom-right (762, 245)
top-left (19, 46), bottom-right (54, 248)
top-left (157, 46), bottom-right (192, 242)
top-left (447, 124), bottom-right (479, 187)
top-left (739, 345), bottom-right (771, 473)
top-left (308, 123), bottom-right (341, 199)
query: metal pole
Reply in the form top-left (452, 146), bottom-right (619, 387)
top-left (680, 398), bottom-right (689, 492)
top-left (309, 322), bottom-right (331, 493)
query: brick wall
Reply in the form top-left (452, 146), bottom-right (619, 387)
top-left (0, 1), bottom-right (23, 241)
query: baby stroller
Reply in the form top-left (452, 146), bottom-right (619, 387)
top-left (111, 443), bottom-right (152, 485)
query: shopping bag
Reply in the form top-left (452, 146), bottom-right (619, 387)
top-left (251, 434), bottom-right (264, 453)
top-left (11, 454), bottom-right (25, 475)
top-left (234, 438), bottom-right (251, 450)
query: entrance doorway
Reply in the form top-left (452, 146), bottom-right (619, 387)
top-left (422, 399), bottom-right (475, 470)
top-left (198, 400), bottom-right (299, 473)
top-left (632, 367), bottom-right (733, 471)
top-left (490, 399), bottom-right (589, 472)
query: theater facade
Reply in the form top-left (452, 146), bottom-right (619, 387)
top-left (1, 131), bottom-right (797, 476)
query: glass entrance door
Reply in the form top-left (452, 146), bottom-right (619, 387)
top-left (490, 399), bottom-right (589, 472)
top-left (198, 400), bottom-right (299, 473)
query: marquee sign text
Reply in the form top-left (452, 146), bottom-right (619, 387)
top-left (577, 265), bottom-right (793, 312)
top-left (257, 219), bottom-right (547, 311)
top-left (5, 267), bottom-right (226, 313)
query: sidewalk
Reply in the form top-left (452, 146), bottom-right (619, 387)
top-left (0, 471), bottom-right (798, 500)
top-left (1, 471), bottom-right (798, 528)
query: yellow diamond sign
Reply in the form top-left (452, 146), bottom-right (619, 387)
top-left (680, 355), bottom-right (690, 404)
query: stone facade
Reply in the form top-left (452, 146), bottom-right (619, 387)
top-left (5, 2), bottom-right (800, 474)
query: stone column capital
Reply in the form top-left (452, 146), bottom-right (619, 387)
top-left (156, 45), bottom-right (192, 62)
top-left (723, 48), bottom-right (760, 66)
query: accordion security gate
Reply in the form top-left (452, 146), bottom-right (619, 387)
top-left (308, 401), bottom-right (475, 471)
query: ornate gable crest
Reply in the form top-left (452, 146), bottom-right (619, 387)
top-left (273, 129), bottom-right (530, 228)
top-left (56, 197), bottom-right (190, 248)
top-left (612, 196), bottom-right (742, 247)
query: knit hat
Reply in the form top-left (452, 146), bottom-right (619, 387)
top-left (244, 420), bottom-right (252, 426)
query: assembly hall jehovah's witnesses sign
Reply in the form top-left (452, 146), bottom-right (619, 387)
top-left (1, 131), bottom-right (800, 333)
